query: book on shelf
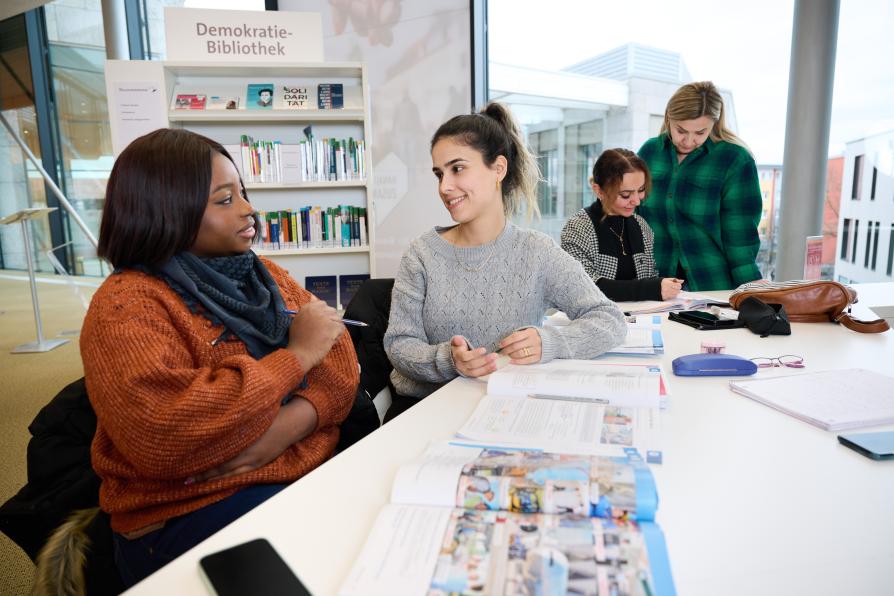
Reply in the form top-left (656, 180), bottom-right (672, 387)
top-left (171, 93), bottom-right (206, 110)
top-left (729, 368), bottom-right (894, 431)
top-left (255, 206), bottom-right (368, 251)
top-left (279, 85), bottom-right (311, 109)
top-left (299, 125), bottom-right (365, 182)
top-left (246, 83), bottom-right (274, 109)
top-left (207, 95), bottom-right (239, 110)
top-left (305, 276), bottom-right (337, 309)
top-left (317, 82), bottom-right (344, 109)
top-left (622, 291), bottom-right (726, 315)
top-left (239, 135), bottom-right (283, 184)
top-left (339, 274), bottom-right (370, 310)
top-left (340, 442), bottom-right (675, 596)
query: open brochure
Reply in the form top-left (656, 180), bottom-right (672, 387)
top-left (340, 443), bottom-right (675, 596)
top-left (621, 291), bottom-right (726, 315)
top-left (608, 316), bottom-right (665, 356)
top-left (484, 360), bottom-right (663, 409)
top-left (455, 394), bottom-right (662, 461)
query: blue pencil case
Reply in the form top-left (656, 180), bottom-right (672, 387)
top-left (672, 353), bottom-right (757, 376)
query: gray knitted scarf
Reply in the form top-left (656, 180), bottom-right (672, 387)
top-left (156, 252), bottom-right (291, 359)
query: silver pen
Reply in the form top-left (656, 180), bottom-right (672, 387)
top-left (528, 393), bottom-right (609, 405)
top-left (282, 309), bottom-right (369, 327)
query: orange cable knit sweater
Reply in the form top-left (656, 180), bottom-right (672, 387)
top-left (80, 258), bottom-right (358, 534)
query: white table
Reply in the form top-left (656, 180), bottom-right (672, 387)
top-left (126, 283), bottom-right (894, 596)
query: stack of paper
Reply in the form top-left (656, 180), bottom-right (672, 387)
top-left (729, 368), bottom-right (894, 431)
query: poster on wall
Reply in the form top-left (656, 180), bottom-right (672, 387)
top-left (279, 0), bottom-right (472, 277)
top-left (112, 82), bottom-right (167, 156)
top-left (803, 235), bottom-right (823, 280)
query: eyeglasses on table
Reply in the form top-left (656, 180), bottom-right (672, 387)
top-left (749, 355), bottom-right (805, 368)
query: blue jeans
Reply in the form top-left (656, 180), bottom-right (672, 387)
top-left (113, 483), bottom-right (287, 587)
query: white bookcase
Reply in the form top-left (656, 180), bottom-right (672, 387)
top-left (158, 61), bottom-right (376, 295)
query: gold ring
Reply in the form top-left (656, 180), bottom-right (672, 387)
top-left (522, 347), bottom-right (531, 357)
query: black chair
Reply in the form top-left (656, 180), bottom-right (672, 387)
top-left (0, 377), bottom-right (124, 595)
top-left (342, 278), bottom-right (396, 400)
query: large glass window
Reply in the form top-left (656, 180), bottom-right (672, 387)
top-left (0, 13), bottom-right (54, 273)
top-left (141, 0), bottom-right (265, 61)
top-left (487, 0), bottom-right (795, 264)
top-left (43, 0), bottom-right (110, 275)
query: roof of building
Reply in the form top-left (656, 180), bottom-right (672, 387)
top-left (563, 43), bottom-right (691, 83)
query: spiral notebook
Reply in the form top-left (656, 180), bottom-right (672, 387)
top-left (729, 369), bottom-right (894, 431)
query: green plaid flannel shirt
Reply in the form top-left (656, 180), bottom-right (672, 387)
top-left (637, 134), bottom-right (762, 291)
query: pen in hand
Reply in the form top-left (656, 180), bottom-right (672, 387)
top-left (282, 309), bottom-right (369, 327)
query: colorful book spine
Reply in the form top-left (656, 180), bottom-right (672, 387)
top-left (252, 206), bottom-right (369, 251)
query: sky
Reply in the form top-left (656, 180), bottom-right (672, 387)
top-left (488, 0), bottom-right (894, 165)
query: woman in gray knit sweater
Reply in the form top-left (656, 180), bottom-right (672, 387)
top-left (383, 102), bottom-right (626, 421)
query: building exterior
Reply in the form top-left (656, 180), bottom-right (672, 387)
top-left (757, 165), bottom-right (783, 278)
top-left (835, 129), bottom-right (894, 283)
top-left (822, 157), bottom-right (843, 277)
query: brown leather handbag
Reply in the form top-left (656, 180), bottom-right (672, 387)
top-left (728, 280), bottom-right (890, 333)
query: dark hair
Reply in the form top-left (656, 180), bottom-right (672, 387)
top-left (97, 128), bottom-right (246, 269)
top-left (591, 148), bottom-right (652, 214)
top-left (431, 101), bottom-right (541, 218)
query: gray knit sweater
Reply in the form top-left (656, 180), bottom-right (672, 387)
top-left (384, 221), bottom-right (627, 398)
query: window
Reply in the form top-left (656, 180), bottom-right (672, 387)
top-left (864, 220), bottom-right (873, 267)
top-left (578, 142), bottom-right (602, 211)
top-left (871, 221), bottom-right (880, 270)
top-left (851, 155), bottom-right (863, 199)
top-left (536, 149), bottom-right (558, 217)
top-left (487, 1), bottom-right (795, 250)
top-left (141, 1), bottom-right (265, 60)
top-left (841, 218), bottom-right (850, 260)
top-left (0, 13), bottom-right (51, 272)
top-left (870, 166), bottom-right (878, 200)
top-left (43, 0), bottom-right (111, 275)
top-left (852, 219), bottom-right (860, 263)
top-left (887, 224), bottom-right (894, 276)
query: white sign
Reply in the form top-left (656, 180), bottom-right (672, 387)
top-left (112, 81), bottom-right (167, 155)
top-left (164, 7), bottom-right (323, 62)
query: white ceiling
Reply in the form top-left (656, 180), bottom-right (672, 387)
top-left (1, 0), bottom-right (53, 23)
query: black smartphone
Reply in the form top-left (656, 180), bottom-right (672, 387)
top-left (837, 431), bottom-right (894, 461)
top-left (199, 538), bottom-right (312, 596)
top-left (668, 310), bottom-right (742, 330)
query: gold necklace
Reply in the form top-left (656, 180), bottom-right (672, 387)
top-left (606, 218), bottom-right (627, 256)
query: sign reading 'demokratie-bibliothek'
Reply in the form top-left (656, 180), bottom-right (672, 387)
top-left (163, 7), bottom-right (323, 62)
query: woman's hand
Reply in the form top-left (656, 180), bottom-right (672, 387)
top-left (661, 277), bottom-right (684, 300)
top-left (451, 336), bottom-right (497, 377)
top-left (185, 397), bottom-right (318, 485)
top-left (498, 328), bottom-right (542, 364)
top-left (287, 297), bottom-right (345, 372)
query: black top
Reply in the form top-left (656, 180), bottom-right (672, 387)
top-left (584, 202), bottom-right (663, 302)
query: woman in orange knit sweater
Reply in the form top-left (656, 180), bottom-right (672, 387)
top-left (80, 128), bottom-right (358, 586)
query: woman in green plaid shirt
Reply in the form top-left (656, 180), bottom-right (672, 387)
top-left (637, 81), bottom-right (762, 291)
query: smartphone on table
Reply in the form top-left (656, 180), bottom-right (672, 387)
top-left (199, 538), bottom-right (312, 596)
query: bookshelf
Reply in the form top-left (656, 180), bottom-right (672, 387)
top-left (158, 60), bottom-right (376, 296)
